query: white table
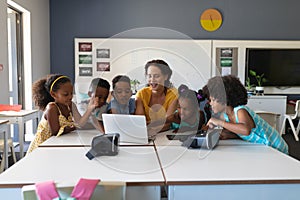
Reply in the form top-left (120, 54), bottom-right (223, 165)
top-left (154, 130), bottom-right (260, 147)
top-left (156, 145), bottom-right (300, 200)
top-left (0, 120), bottom-right (9, 170)
top-left (39, 129), bottom-right (101, 147)
top-left (0, 146), bottom-right (163, 200)
top-left (0, 110), bottom-right (40, 158)
top-left (2, 128), bottom-right (300, 200)
top-left (40, 129), bottom-right (154, 147)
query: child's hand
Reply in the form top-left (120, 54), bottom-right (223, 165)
top-left (64, 125), bottom-right (76, 133)
top-left (87, 96), bottom-right (99, 111)
top-left (172, 128), bottom-right (179, 133)
top-left (207, 117), bottom-right (224, 129)
top-left (201, 124), bottom-right (209, 131)
top-left (219, 129), bottom-right (238, 140)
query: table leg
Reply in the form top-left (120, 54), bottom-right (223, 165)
top-left (19, 119), bottom-right (24, 159)
top-left (3, 127), bottom-right (8, 170)
top-left (0, 125), bottom-right (9, 171)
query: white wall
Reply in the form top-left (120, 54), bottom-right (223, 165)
top-left (74, 38), bottom-right (212, 92)
top-left (12, 0), bottom-right (51, 83)
top-left (0, 0), bottom-right (50, 106)
top-left (0, 0), bottom-right (9, 104)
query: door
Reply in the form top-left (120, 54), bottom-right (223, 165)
top-left (7, 6), bottom-right (23, 107)
top-left (7, 6), bottom-right (24, 141)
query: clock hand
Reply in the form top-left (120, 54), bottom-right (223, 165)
top-left (210, 15), bottom-right (215, 27)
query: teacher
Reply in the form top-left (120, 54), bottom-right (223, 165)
top-left (135, 59), bottom-right (178, 133)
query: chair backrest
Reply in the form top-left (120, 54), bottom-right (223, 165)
top-left (295, 100), bottom-right (300, 118)
top-left (22, 181), bottom-right (126, 200)
top-left (255, 111), bottom-right (280, 130)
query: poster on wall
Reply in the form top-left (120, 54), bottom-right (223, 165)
top-left (96, 62), bottom-right (110, 72)
top-left (79, 55), bottom-right (92, 64)
top-left (79, 67), bottom-right (93, 76)
top-left (96, 49), bottom-right (110, 58)
top-left (79, 42), bottom-right (92, 52)
top-left (220, 48), bottom-right (233, 67)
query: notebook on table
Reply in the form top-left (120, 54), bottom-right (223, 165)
top-left (102, 114), bottom-right (149, 144)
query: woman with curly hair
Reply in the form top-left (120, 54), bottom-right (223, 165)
top-left (206, 75), bottom-right (288, 154)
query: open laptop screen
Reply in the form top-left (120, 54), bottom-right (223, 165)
top-left (102, 114), bottom-right (149, 144)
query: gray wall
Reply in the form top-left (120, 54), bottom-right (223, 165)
top-left (0, 0), bottom-right (9, 103)
top-left (50, 0), bottom-right (300, 81)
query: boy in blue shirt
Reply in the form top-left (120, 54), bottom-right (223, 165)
top-left (108, 75), bottom-right (135, 114)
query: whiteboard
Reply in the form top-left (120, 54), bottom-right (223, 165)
top-left (74, 38), bottom-right (213, 93)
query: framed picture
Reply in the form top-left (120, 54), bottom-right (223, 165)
top-left (220, 48), bottom-right (233, 57)
top-left (96, 49), bottom-right (110, 58)
top-left (79, 67), bottom-right (93, 76)
top-left (79, 55), bottom-right (92, 64)
top-left (79, 42), bottom-right (92, 52)
top-left (97, 62), bottom-right (110, 72)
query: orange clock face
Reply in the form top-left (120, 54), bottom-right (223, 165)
top-left (200, 9), bottom-right (223, 31)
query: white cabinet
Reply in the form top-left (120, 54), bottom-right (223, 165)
top-left (247, 95), bottom-right (287, 131)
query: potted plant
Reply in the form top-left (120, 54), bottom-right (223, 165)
top-left (249, 70), bottom-right (267, 95)
top-left (245, 77), bottom-right (255, 96)
top-left (130, 79), bottom-right (140, 94)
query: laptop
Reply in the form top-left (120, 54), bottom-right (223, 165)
top-left (102, 114), bottom-right (149, 144)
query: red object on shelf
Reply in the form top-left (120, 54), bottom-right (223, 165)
top-left (0, 104), bottom-right (22, 111)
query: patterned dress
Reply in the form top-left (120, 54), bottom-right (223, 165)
top-left (27, 102), bottom-right (75, 154)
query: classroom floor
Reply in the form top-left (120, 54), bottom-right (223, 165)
top-left (282, 131), bottom-right (300, 161)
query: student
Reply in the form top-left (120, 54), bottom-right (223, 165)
top-left (169, 84), bottom-right (205, 133)
top-left (206, 75), bottom-right (288, 154)
top-left (87, 78), bottom-right (110, 133)
top-left (135, 59), bottom-right (178, 133)
top-left (199, 84), bottom-right (219, 123)
top-left (27, 74), bottom-right (97, 153)
top-left (107, 75), bottom-right (135, 114)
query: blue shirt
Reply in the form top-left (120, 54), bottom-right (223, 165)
top-left (223, 105), bottom-right (288, 154)
top-left (107, 98), bottom-right (135, 114)
top-left (93, 103), bottom-right (108, 121)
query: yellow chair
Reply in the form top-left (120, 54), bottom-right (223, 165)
top-left (280, 100), bottom-right (300, 141)
top-left (22, 181), bottom-right (126, 200)
top-left (0, 138), bottom-right (17, 172)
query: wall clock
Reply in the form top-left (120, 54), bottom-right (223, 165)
top-left (200, 8), bottom-right (223, 32)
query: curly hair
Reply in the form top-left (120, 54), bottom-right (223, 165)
top-left (207, 75), bottom-right (248, 107)
top-left (88, 78), bottom-right (110, 93)
top-left (32, 74), bottom-right (71, 111)
top-left (145, 59), bottom-right (173, 88)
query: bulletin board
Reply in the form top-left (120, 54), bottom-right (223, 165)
top-left (74, 38), bottom-right (213, 94)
